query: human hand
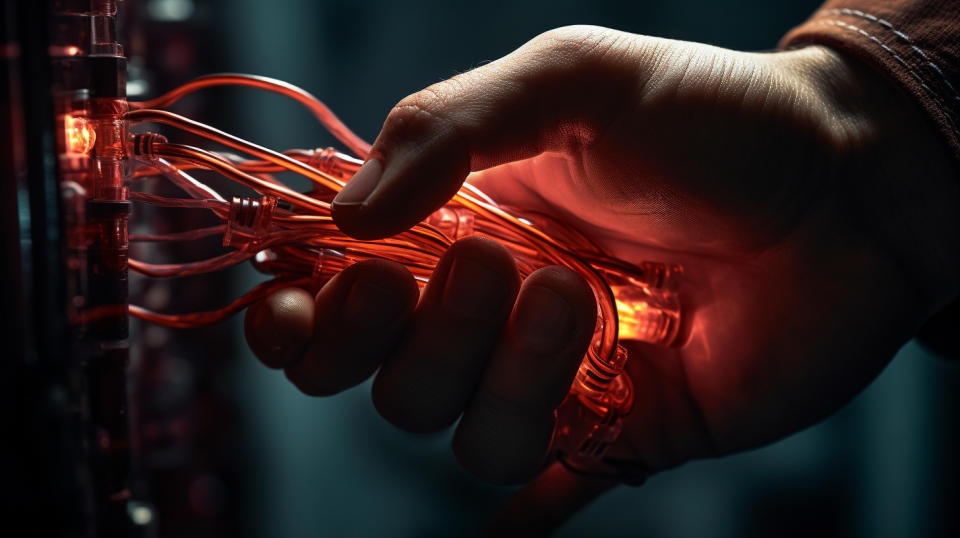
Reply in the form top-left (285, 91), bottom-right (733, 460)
top-left (245, 26), bottom-right (959, 484)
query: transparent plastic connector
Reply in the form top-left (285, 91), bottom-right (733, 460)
top-left (553, 343), bottom-right (631, 468)
top-left (426, 206), bottom-right (476, 240)
top-left (88, 98), bottom-right (128, 200)
top-left (610, 281), bottom-right (681, 344)
top-left (222, 195), bottom-right (278, 247)
top-left (627, 261), bottom-right (683, 290)
top-left (554, 392), bottom-right (625, 463)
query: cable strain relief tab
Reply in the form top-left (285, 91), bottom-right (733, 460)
top-left (223, 195), bottom-right (278, 247)
top-left (130, 132), bottom-right (168, 160)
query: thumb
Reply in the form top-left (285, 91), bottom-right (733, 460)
top-left (332, 25), bottom-right (647, 239)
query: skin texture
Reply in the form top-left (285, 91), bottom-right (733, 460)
top-left (245, 26), bottom-right (959, 485)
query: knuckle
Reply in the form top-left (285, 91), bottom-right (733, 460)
top-left (380, 84), bottom-right (465, 151)
top-left (391, 77), bottom-right (465, 122)
top-left (402, 86), bottom-right (444, 115)
top-left (528, 25), bottom-right (624, 62)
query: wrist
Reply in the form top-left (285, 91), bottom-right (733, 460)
top-left (785, 45), bottom-right (960, 319)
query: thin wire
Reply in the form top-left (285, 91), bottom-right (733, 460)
top-left (154, 143), bottom-right (331, 214)
top-left (129, 229), bottom-right (322, 277)
top-left (130, 73), bottom-right (371, 157)
top-left (130, 276), bottom-right (313, 328)
top-left (127, 108), bottom-right (347, 192)
top-left (153, 156), bottom-right (227, 202)
top-left (131, 225), bottom-right (226, 243)
top-left (134, 148), bottom-right (359, 178)
top-left (129, 191), bottom-right (228, 211)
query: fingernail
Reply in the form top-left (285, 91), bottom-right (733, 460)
top-left (333, 159), bottom-right (383, 206)
top-left (442, 257), bottom-right (508, 319)
top-left (514, 286), bottom-right (574, 353)
top-left (344, 279), bottom-right (407, 327)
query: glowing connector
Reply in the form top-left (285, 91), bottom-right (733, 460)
top-left (611, 284), bottom-right (680, 344)
top-left (65, 114), bottom-right (96, 154)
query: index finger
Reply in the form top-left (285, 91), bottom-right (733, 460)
top-left (331, 27), bottom-right (643, 239)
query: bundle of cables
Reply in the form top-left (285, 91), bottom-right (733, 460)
top-left (124, 74), bottom-right (683, 475)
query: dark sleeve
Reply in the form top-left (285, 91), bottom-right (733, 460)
top-left (780, 0), bottom-right (960, 161)
top-left (781, 1), bottom-right (960, 358)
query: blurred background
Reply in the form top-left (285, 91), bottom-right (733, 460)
top-left (126, 0), bottom-right (960, 536)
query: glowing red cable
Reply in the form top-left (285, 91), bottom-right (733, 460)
top-left (130, 73), bottom-right (371, 158)
top-left (127, 108), bottom-right (347, 192)
top-left (130, 276), bottom-right (313, 328)
top-left (131, 225), bottom-right (226, 243)
top-left (154, 143), bottom-right (331, 214)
